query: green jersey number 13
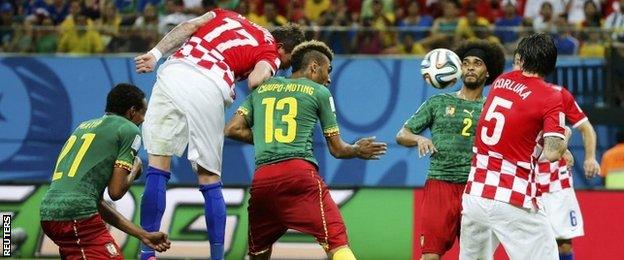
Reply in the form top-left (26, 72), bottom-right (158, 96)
top-left (262, 97), bottom-right (298, 143)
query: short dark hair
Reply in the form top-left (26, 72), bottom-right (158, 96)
top-left (515, 33), bottom-right (557, 77)
top-left (290, 40), bottom-right (334, 73)
top-left (454, 40), bottom-right (506, 86)
top-left (617, 130), bottom-right (624, 143)
top-left (105, 83), bottom-right (145, 116)
top-left (270, 23), bottom-right (305, 53)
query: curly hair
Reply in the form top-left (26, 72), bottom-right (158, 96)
top-left (270, 23), bottom-right (306, 53)
top-left (454, 40), bottom-right (506, 86)
top-left (290, 40), bottom-right (334, 73)
top-left (105, 83), bottom-right (145, 116)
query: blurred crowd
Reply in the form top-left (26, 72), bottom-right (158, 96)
top-left (1, 0), bottom-right (623, 56)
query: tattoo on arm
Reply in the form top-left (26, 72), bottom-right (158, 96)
top-left (544, 136), bottom-right (566, 160)
top-left (155, 12), bottom-right (214, 54)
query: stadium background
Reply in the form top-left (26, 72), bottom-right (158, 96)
top-left (2, 0), bottom-right (624, 259)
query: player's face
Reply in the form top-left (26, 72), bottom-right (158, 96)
top-left (311, 56), bottom-right (332, 86)
top-left (128, 99), bottom-right (148, 126)
top-left (461, 56), bottom-right (487, 89)
top-left (278, 45), bottom-right (291, 69)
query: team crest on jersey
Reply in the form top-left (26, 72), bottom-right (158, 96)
top-left (105, 243), bottom-right (119, 256)
top-left (445, 105), bottom-right (455, 116)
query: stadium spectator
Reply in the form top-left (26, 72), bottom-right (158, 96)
top-left (82, 0), bottom-right (101, 20)
top-left (555, 14), bottom-right (580, 55)
top-left (40, 0), bottom-right (69, 25)
top-left (461, 0), bottom-right (499, 22)
top-left (495, 1), bottom-right (523, 45)
top-left (59, 0), bottom-right (90, 33)
top-left (354, 20), bottom-right (383, 54)
top-left (601, 130), bottom-right (624, 187)
top-left (57, 12), bottom-right (103, 53)
top-left (577, 0), bottom-right (603, 41)
top-left (10, 18), bottom-right (33, 53)
top-left (34, 17), bottom-right (58, 53)
top-left (533, 1), bottom-right (556, 33)
top-left (0, 2), bottom-right (14, 52)
top-left (158, 0), bottom-right (195, 34)
top-left (524, 0), bottom-right (565, 20)
top-left (568, 0), bottom-right (601, 24)
top-left (253, 1), bottom-right (287, 27)
top-left (396, 0), bottom-right (433, 41)
top-left (364, 0), bottom-right (395, 48)
top-left (383, 33), bottom-right (426, 54)
top-left (456, 7), bottom-right (498, 43)
top-left (96, 2), bottom-right (122, 50)
top-left (431, 0), bottom-right (461, 36)
top-left (137, 0), bottom-right (161, 13)
top-left (317, 0), bottom-right (353, 54)
top-left (579, 29), bottom-right (605, 57)
top-left (360, 0), bottom-right (394, 20)
top-left (304, 0), bottom-right (330, 22)
top-left (604, 0), bottom-right (624, 42)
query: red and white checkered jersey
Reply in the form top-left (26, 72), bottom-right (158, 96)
top-left (172, 9), bottom-right (280, 99)
top-left (465, 70), bottom-right (566, 209)
top-left (535, 160), bottom-right (573, 193)
top-left (534, 84), bottom-right (587, 193)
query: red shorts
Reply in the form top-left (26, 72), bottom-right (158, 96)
top-left (248, 159), bottom-right (348, 255)
top-left (41, 214), bottom-right (123, 260)
top-left (420, 179), bottom-right (465, 255)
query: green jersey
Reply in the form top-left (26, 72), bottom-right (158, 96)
top-left (237, 77), bottom-right (339, 167)
top-left (40, 115), bottom-right (141, 221)
top-left (404, 93), bottom-right (484, 183)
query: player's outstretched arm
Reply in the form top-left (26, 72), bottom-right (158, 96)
top-left (108, 156), bottom-right (142, 200)
top-left (543, 136), bottom-right (567, 162)
top-left (248, 61), bottom-right (274, 90)
top-left (97, 200), bottom-right (171, 252)
top-left (326, 135), bottom-right (387, 160)
top-left (135, 11), bottom-right (216, 73)
top-left (225, 113), bottom-right (253, 144)
top-left (577, 121), bottom-right (600, 178)
top-left (396, 127), bottom-right (437, 158)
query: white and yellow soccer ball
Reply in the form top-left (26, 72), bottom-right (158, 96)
top-left (420, 48), bottom-right (462, 89)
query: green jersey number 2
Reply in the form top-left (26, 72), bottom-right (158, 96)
top-left (262, 97), bottom-right (298, 143)
top-left (52, 133), bottom-right (96, 181)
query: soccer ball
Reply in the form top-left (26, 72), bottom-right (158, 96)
top-left (420, 48), bottom-right (462, 89)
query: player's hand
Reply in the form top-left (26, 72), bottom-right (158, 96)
top-left (416, 137), bottom-right (437, 158)
top-left (563, 149), bottom-right (574, 169)
top-left (354, 136), bottom-right (387, 160)
top-left (583, 158), bottom-right (600, 178)
top-left (135, 53), bottom-right (157, 73)
top-left (140, 232), bottom-right (171, 252)
top-left (132, 156), bottom-right (143, 180)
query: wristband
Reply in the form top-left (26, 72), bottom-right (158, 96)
top-left (148, 48), bottom-right (163, 61)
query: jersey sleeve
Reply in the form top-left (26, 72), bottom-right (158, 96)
top-left (236, 94), bottom-right (254, 127)
top-left (255, 45), bottom-right (280, 75)
top-left (561, 88), bottom-right (588, 128)
top-left (403, 98), bottom-right (434, 134)
top-left (542, 90), bottom-right (566, 139)
top-left (316, 88), bottom-right (340, 137)
top-left (115, 123), bottom-right (141, 172)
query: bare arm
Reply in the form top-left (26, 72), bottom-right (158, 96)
top-left (135, 11), bottom-right (215, 73)
top-left (108, 157), bottom-right (142, 200)
top-left (98, 200), bottom-right (170, 252)
top-left (247, 61), bottom-right (274, 90)
top-left (395, 127), bottom-right (437, 158)
top-left (577, 120), bottom-right (600, 177)
top-left (543, 136), bottom-right (567, 162)
top-left (224, 113), bottom-right (253, 144)
top-left (326, 135), bottom-right (387, 159)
